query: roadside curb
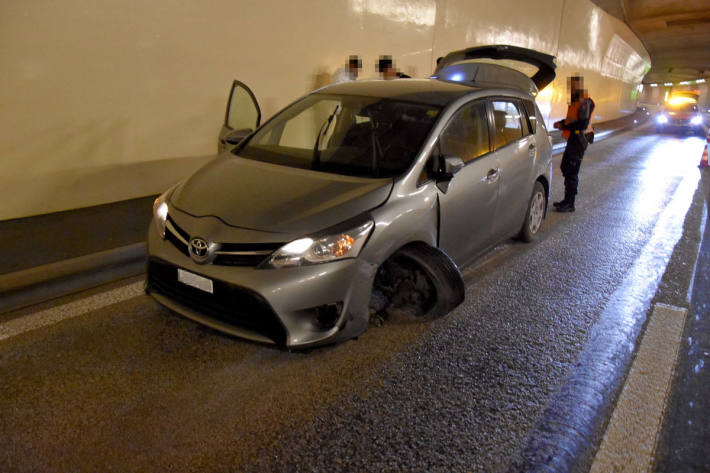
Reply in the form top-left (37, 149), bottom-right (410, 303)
top-left (0, 243), bottom-right (146, 315)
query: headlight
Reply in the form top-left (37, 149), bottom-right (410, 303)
top-left (261, 219), bottom-right (374, 269)
top-left (691, 115), bottom-right (703, 126)
top-left (152, 191), bottom-right (170, 238)
top-left (656, 114), bottom-right (668, 124)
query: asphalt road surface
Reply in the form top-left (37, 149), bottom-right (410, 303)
top-left (0, 126), bottom-right (706, 473)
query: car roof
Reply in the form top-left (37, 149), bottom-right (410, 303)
top-left (316, 79), bottom-right (482, 107)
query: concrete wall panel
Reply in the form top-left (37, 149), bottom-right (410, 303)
top-left (0, 0), bottom-right (649, 220)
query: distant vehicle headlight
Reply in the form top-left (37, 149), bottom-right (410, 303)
top-left (262, 219), bottom-right (374, 269)
top-left (153, 191), bottom-right (170, 239)
top-left (691, 115), bottom-right (703, 126)
top-left (656, 114), bottom-right (668, 124)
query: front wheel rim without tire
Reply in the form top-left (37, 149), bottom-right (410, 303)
top-left (529, 191), bottom-right (545, 234)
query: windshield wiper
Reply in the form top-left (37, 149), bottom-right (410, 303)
top-left (313, 104), bottom-right (341, 170)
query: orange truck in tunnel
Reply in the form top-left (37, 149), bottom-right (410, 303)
top-left (656, 91), bottom-right (707, 136)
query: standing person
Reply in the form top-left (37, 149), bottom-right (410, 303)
top-left (333, 55), bottom-right (362, 83)
top-left (377, 55), bottom-right (410, 79)
top-left (553, 75), bottom-right (595, 213)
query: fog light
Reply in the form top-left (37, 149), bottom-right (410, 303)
top-left (315, 303), bottom-right (343, 330)
top-left (691, 115), bottom-right (703, 126)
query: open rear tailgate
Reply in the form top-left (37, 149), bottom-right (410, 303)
top-left (434, 44), bottom-right (557, 91)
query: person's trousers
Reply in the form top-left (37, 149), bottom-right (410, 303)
top-left (560, 134), bottom-right (588, 202)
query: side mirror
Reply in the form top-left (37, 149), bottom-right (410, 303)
top-left (435, 156), bottom-right (464, 193)
top-left (223, 128), bottom-right (253, 145)
top-left (443, 156), bottom-right (464, 175)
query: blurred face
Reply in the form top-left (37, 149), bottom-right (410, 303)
top-left (381, 66), bottom-right (397, 79)
top-left (567, 76), bottom-right (584, 101)
top-left (348, 59), bottom-right (361, 76)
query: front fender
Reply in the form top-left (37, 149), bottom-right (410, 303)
top-left (361, 185), bottom-right (439, 267)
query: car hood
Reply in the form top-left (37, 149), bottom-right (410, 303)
top-left (170, 156), bottom-right (393, 235)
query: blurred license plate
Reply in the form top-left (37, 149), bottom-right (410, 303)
top-left (177, 269), bottom-right (213, 294)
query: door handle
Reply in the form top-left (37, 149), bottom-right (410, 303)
top-left (486, 168), bottom-right (500, 183)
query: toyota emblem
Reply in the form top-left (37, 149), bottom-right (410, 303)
top-left (189, 237), bottom-right (211, 263)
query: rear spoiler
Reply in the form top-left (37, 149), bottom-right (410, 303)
top-left (433, 44), bottom-right (557, 91)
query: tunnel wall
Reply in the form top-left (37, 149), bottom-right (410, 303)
top-left (0, 0), bottom-right (649, 220)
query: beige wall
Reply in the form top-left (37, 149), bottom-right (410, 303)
top-left (0, 0), bottom-right (649, 220)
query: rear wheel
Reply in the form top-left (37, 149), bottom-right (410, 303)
top-left (518, 181), bottom-right (546, 242)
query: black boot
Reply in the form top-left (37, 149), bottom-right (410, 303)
top-left (553, 191), bottom-right (571, 208)
top-left (555, 202), bottom-right (575, 212)
top-left (556, 194), bottom-right (576, 212)
top-left (553, 199), bottom-right (567, 208)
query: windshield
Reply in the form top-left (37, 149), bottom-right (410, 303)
top-left (235, 94), bottom-right (441, 178)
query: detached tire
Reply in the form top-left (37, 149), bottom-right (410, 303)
top-left (518, 181), bottom-right (546, 242)
top-left (373, 244), bottom-right (465, 321)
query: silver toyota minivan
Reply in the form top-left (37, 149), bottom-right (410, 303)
top-left (146, 45), bottom-right (556, 348)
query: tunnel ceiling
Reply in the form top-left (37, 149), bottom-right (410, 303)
top-left (592, 0), bottom-right (710, 84)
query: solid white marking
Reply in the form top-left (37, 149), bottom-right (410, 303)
top-left (0, 281), bottom-right (144, 342)
top-left (590, 303), bottom-right (687, 472)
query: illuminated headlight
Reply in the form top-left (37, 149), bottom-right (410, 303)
top-left (152, 191), bottom-right (170, 238)
top-left (691, 115), bottom-right (703, 126)
top-left (656, 114), bottom-right (668, 124)
top-left (262, 219), bottom-right (374, 269)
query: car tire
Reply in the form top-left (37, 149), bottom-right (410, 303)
top-left (518, 181), bottom-right (546, 242)
top-left (371, 244), bottom-right (465, 321)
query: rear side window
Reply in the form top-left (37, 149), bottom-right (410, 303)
top-left (439, 101), bottom-right (490, 163)
top-left (492, 100), bottom-right (523, 149)
top-left (523, 100), bottom-right (537, 134)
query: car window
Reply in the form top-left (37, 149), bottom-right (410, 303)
top-left (417, 153), bottom-right (438, 185)
top-left (523, 100), bottom-right (537, 134)
top-left (519, 103), bottom-right (531, 136)
top-left (439, 101), bottom-right (490, 163)
top-left (492, 100), bottom-right (523, 149)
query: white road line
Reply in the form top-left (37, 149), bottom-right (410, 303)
top-left (0, 281), bottom-right (145, 342)
top-left (590, 303), bottom-right (687, 472)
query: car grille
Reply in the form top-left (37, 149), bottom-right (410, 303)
top-left (146, 258), bottom-right (288, 345)
top-left (165, 215), bottom-right (283, 267)
top-left (215, 242), bottom-right (283, 266)
top-left (166, 216), bottom-right (189, 254)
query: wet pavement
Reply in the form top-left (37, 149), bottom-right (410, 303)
top-left (0, 126), bottom-right (707, 472)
